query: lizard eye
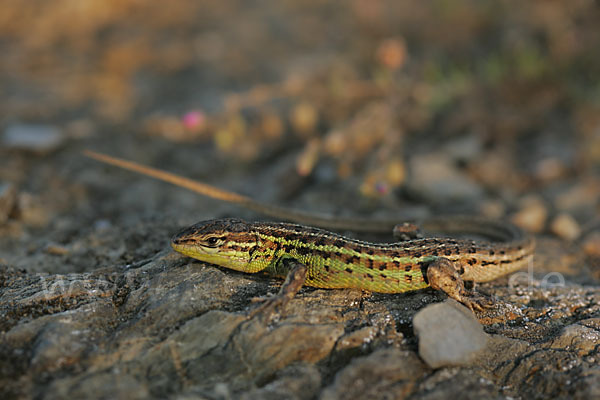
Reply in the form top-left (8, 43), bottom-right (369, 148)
top-left (205, 236), bottom-right (221, 247)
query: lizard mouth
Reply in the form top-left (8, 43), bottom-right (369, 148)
top-left (171, 241), bottom-right (221, 256)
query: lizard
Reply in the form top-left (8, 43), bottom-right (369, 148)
top-left (84, 150), bottom-right (535, 312)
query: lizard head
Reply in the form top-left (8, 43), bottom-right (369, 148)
top-left (171, 218), bottom-right (262, 272)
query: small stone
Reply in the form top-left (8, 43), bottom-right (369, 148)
top-left (582, 232), bottom-right (600, 257)
top-left (406, 153), bottom-right (484, 203)
top-left (44, 244), bottom-right (70, 256)
top-left (296, 138), bottom-right (321, 176)
top-left (2, 124), bottom-right (65, 153)
top-left (376, 37), bottom-right (407, 70)
top-left (413, 300), bottom-right (488, 368)
top-left (550, 213), bottom-right (581, 241)
top-left (511, 196), bottom-right (548, 233)
top-left (16, 192), bottom-right (49, 226)
top-left (65, 119), bottom-right (95, 138)
top-left (555, 179), bottom-right (600, 211)
top-left (291, 102), bottom-right (318, 137)
top-left (444, 134), bottom-right (484, 162)
top-left (260, 112), bottom-right (284, 140)
top-left (480, 199), bottom-right (506, 219)
top-left (0, 183), bottom-right (17, 224)
top-left (534, 157), bottom-right (567, 182)
top-left (321, 348), bottom-right (426, 400)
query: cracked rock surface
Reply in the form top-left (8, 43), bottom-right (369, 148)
top-left (1, 240), bottom-right (599, 399)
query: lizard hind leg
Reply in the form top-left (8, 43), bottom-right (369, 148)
top-left (426, 258), bottom-right (493, 312)
top-left (392, 222), bottom-right (423, 241)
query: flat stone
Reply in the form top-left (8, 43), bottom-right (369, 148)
top-left (321, 348), bottom-right (426, 400)
top-left (550, 213), bottom-right (581, 241)
top-left (2, 124), bottom-right (65, 153)
top-left (406, 153), bottom-right (484, 204)
top-left (413, 300), bottom-right (488, 368)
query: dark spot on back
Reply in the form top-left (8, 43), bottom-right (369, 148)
top-left (315, 238), bottom-right (327, 247)
top-left (295, 246), bottom-right (312, 256)
top-left (344, 255), bottom-right (360, 265)
top-left (334, 239), bottom-right (346, 248)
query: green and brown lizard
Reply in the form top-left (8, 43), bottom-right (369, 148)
top-left (85, 150), bottom-right (534, 312)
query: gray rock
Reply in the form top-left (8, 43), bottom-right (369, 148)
top-left (413, 300), bottom-right (488, 368)
top-left (548, 319), bottom-right (600, 355)
top-left (321, 348), bottom-right (427, 400)
top-left (2, 124), bottom-right (65, 153)
top-left (406, 153), bottom-right (484, 204)
top-left (1, 249), bottom-right (599, 399)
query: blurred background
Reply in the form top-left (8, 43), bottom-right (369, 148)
top-left (0, 0), bottom-right (599, 272)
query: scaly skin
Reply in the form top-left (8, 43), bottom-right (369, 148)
top-left (85, 150), bottom-right (535, 311)
top-left (171, 218), bottom-right (534, 310)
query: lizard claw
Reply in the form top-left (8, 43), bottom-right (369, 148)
top-left (248, 293), bottom-right (288, 321)
top-left (461, 292), bottom-right (494, 312)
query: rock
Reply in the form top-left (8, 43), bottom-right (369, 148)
top-left (2, 124), bottom-right (65, 153)
top-left (321, 348), bottom-right (426, 400)
top-left (550, 213), bottom-right (581, 241)
top-left (511, 196), bottom-right (548, 233)
top-left (413, 300), bottom-right (488, 368)
top-left (1, 250), bottom-right (599, 399)
top-left (415, 368), bottom-right (502, 398)
top-left (582, 232), bottom-right (600, 257)
top-left (406, 153), bottom-right (484, 204)
top-left (240, 363), bottom-right (321, 400)
top-left (554, 179), bottom-right (600, 211)
top-left (548, 319), bottom-right (600, 356)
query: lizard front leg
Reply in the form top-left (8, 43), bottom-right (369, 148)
top-left (250, 258), bottom-right (307, 320)
top-left (426, 258), bottom-right (493, 312)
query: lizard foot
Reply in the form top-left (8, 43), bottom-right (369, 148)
top-left (426, 257), bottom-right (494, 312)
